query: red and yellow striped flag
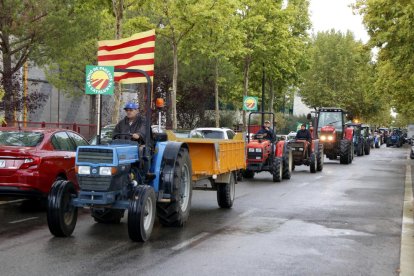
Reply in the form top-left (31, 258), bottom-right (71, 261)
top-left (97, 29), bottom-right (155, 84)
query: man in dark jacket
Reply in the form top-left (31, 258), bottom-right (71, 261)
top-left (112, 102), bottom-right (146, 144)
top-left (256, 120), bottom-right (275, 141)
top-left (296, 123), bottom-right (312, 142)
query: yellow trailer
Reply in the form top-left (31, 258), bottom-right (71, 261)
top-left (166, 131), bottom-right (246, 208)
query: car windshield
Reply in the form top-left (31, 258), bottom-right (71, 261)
top-left (318, 112), bottom-right (343, 131)
top-left (0, 131), bottom-right (44, 147)
top-left (200, 130), bottom-right (224, 139)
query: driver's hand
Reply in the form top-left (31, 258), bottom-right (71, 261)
top-left (132, 133), bottom-right (140, 140)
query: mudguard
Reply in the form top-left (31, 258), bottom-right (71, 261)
top-left (344, 127), bottom-right (353, 141)
top-left (275, 140), bottom-right (285, 157)
top-left (156, 142), bottom-right (189, 201)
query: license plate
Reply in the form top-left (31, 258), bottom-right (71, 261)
top-left (0, 160), bottom-right (5, 168)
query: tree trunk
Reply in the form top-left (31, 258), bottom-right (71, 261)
top-left (2, 39), bottom-right (15, 125)
top-left (172, 43), bottom-right (178, 129)
top-left (214, 59), bottom-right (219, 127)
top-left (242, 56), bottom-right (250, 130)
top-left (269, 79), bottom-right (274, 113)
top-left (111, 0), bottom-right (123, 124)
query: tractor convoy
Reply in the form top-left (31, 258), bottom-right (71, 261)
top-left (45, 102), bottom-right (394, 242)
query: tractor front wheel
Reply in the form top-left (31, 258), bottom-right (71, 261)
top-left (317, 146), bottom-right (324, 171)
top-left (47, 180), bottom-right (78, 237)
top-left (310, 153), bottom-right (317, 173)
top-left (128, 185), bottom-right (156, 242)
top-left (272, 158), bottom-right (283, 182)
top-left (282, 150), bottom-right (292, 179)
top-left (340, 139), bottom-right (352, 164)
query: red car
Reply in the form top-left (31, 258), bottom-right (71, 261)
top-left (0, 128), bottom-right (89, 200)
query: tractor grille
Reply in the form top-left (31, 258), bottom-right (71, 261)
top-left (78, 148), bottom-right (113, 164)
top-left (247, 152), bottom-right (263, 160)
top-left (78, 176), bottom-right (112, 191)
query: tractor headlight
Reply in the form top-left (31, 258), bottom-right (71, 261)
top-left (99, 167), bottom-right (114, 176)
top-left (298, 147), bottom-right (304, 151)
top-left (320, 135), bottom-right (326, 141)
top-left (77, 165), bottom-right (91, 175)
top-left (256, 148), bottom-right (262, 152)
top-left (327, 135), bottom-right (334, 141)
top-left (248, 148), bottom-right (255, 152)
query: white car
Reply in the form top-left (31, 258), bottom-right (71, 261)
top-left (193, 127), bottom-right (236, 139)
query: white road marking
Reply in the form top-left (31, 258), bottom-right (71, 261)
top-left (8, 217), bottom-right (38, 224)
top-left (0, 199), bottom-right (25, 206)
top-left (171, 232), bottom-right (210, 251)
top-left (399, 159), bottom-right (414, 276)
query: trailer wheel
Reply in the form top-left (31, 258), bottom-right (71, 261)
top-left (272, 158), bottom-right (282, 182)
top-left (157, 147), bottom-right (192, 227)
top-left (92, 209), bottom-right (124, 224)
top-left (47, 180), bottom-right (78, 237)
top-left (217, 173), bottom-right (235, 208)
top-left (317, 146), bottom-right (324, 171)
top-left (128, 185), bottom-right (156, 242)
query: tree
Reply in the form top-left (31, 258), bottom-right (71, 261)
top-left (355, 0), bottom-right (414, 122)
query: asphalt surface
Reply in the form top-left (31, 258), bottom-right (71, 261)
top-left (0, 144), bottom-right (411, 276)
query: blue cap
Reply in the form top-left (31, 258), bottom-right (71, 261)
top-left (123, 102), bottom-right (139, 110)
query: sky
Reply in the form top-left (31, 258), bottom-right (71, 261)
top-left (309, 0), bottom-right (369, 43)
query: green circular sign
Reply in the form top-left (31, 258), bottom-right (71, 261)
top-left (243, 96), bottom-right (258, 111)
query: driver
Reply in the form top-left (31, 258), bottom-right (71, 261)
top-left (256, 120), bottom-right (275, 141)
top-left (112, 102), bottom-right (146, 143)
top-left (296, 123), bottom-right (312, 142)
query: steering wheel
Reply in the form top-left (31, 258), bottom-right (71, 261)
top-left (112, 133), bottom-right (132, 139)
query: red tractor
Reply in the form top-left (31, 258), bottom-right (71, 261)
top-left (289, 122), bottom-right (324, 173)
top-left (310, 108), bottom-right (354, 164)
top-left (242, 112), bottom-right (292, 182)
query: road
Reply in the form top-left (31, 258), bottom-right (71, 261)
top-left (0, 145), bottom-right (412, 276)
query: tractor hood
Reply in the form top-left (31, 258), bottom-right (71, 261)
top-left (321, 125), bottom-right (336, 133)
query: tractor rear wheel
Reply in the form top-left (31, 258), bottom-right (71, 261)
top-left (157, 148), bottom-right (192, 227)
top-left (310, 153), bottom-right (317, 173)
top-left (92, 208), bottom-right (124, 224)
top-left (217, 173), bottom-right (235, 208)
top-left (340, 139), bottom-right (352, 164)
top-left (128, 185), bottom-right (156, 242)
top-left (282, 150), bottom-right (292, 179)
top-left (364, 142), bottom-right (371, 155)
top-left (272, 158), bottom-right (283, 182)
top-left (47, 180), bottom-right (78, 237)
top-left (317, 146), bottom-right (324, 171)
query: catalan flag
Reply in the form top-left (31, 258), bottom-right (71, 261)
top-left (97, 29), bottom-right (155, 84)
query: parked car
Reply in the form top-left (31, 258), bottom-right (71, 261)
top-left (193, 127), bottom-right (236, 139)
top-left (173, 129), bottom-right (205, 138)
top-left (0, 128), bottom-right (89, 203)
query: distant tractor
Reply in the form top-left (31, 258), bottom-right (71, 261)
top-left (290, 117), bottom-right (324, 173)
top-left (346, 123), bottom-right (366, 156)
top-left (243, 112), bottom-right (292, 182)
top-left (361, 124), bottom-right (373, 153)
top-left (387, 128), bottom-right (403, 147)
top-left (309, 108), bottom-right (354, 164)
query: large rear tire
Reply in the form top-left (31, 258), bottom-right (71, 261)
top-left (128, 185), bottom-right (156, 242)
top-left (340, 139), bottom-right (352, 164)
top-left (364, 142), bottom-right (371, 155)
top-left (47, 180), bottom-right (78, 237)
top-left (272, 158), bottom-right (283, 182)
top-left (92, 208), bottom-right (124, 224)
top-left (157, 148), bottom-right (192, 227)
top-left (217, 173), bottom-right (235, 208)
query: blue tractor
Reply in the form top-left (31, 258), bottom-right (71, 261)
top-left (387, 128), bottom-right (403, 147)
top-left (47, 70), bottom-right (193, 242)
